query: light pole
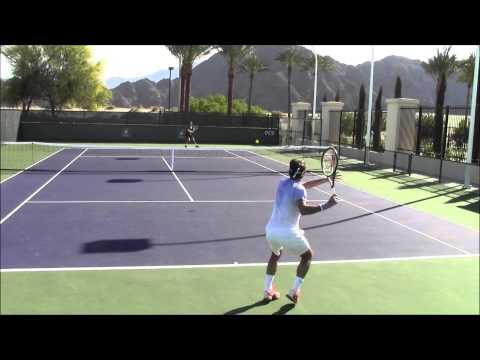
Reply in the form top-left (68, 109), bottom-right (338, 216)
top-left (464, 45), bottom-right (480, 188)
top-left (312, 45), bottom-right (318, 120)
top-left (365, 45), bottom-right (375, 165)
top-left (168, 66), bottom-right (174, 111)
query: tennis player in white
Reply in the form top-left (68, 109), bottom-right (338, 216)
top-left (264, 159), bottom-right (340, 304)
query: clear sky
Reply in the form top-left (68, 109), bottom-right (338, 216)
top-left (1, 45), bottom-right (477, 83)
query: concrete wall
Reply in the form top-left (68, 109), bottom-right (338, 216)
top-left (0, 109), bottom-right (22, 141)
top-left (338, 144), bottom-right (479, 186)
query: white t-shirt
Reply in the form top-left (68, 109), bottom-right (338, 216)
top-left (266, 178), bottom-right (307, 231)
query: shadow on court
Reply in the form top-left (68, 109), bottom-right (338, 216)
top-left (224, 300), bottom-right (270, 315)
top-left (107, 179), bottom-right (143, 183)
top-left (82, 238), bottom-right (152, 253)
top-left (80, 196), bottom-right (436, 254)
top-left (272, 303), bottom-right (295, 315)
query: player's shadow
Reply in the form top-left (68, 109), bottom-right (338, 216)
top-left (224, 300), bottom-right (270, 315)
top-left (272, 303), bottom-right (295, 315)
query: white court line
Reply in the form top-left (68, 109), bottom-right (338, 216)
top-left (161, 156), bottom-right (194, 202)
top-left (0, 149), bottom-right (88, 225)
top-left (81, 155), bottom-right (165, 158)
top-left (81, 155), bottom-right (243, 159)
top-left (249, 150), bottom-right (480, 234)
top-left (228, 150), bottom-right (473, 255)
top-left (1, 254), bottom-right (477, 273)
top-left (0, 147), bottom-right (65, 184)
top-left (27, 200), bottom-right (313, 204)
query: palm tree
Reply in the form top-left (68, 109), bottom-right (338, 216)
top-left (217, 45), bottom-right (253, 115)
top-left (422, 46), bottom-right (458, 156)
top-left (183, 46), bottom-right (212, 112)
top-left (166, 45), bottom-right (188, 111)
top-left (458, 53), bottom-right (475, 112)
top-left (165, 45), bottom-right (212, 112)
top-left (275, 46), bottom-right (306, 121)
top-left (301, 53), bottom-right (335, 108)
top-left (239, 50), bottom-right (268, 114)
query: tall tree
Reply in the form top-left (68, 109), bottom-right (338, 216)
top-left (218, 45), bottom-right (253, 115)
top-left (422, 46), bottom-right (458, 156)
top-left (166, 46), bottom-right (188, 112)
top-left (2, 45), bottom-right (111, 112)
top-left (458, 53), bottom-right (475, 111)
top-left (239, 50), bottom-right (268, 114)
top-left (372, 86), bottom-right (383, 150)
top-left (182, 46), bottom-right (213, 112)
top-left (275, 46), bottom-right (306, 120)
top-left (1, 45), bottom-right (44, 111)
top-left (301, 53), bottom-right (334, 109)
top-left (473, 67), bottom-right (480, 164)
top-left (394, 76), bottom-right (402, 98)
top-left (39, 45), bottom-right (111, 111)
top-left (355, 84), bottom-right (366, 148)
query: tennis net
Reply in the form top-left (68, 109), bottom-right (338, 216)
top-left (1, 141), bottom-right (331, 179)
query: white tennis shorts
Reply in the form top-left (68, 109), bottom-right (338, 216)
top-left (265, 227), bottom-right (311, 257)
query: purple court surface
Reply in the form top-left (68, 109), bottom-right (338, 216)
top-left (1, 148), bottom-right (478, 269)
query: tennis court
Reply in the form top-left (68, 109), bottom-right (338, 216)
top-left (1, 142), bottom-right (479, 314)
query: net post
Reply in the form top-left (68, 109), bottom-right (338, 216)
top-left (171, 148), bottom-right (174, 170)
top-left (393, 151), bottom-right (397, 172)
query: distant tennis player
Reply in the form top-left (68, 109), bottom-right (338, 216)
top-left (185, 121), bottom-right (199, 148)
top-left (263, 159), bottom-right (340, 304)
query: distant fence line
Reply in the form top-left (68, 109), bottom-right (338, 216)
top-left (13, 109), bottom-right (280, 145)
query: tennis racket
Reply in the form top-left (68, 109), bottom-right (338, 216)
top-left (321, 146), bottom-right (339, 194)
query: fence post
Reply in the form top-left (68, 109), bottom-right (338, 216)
top-left (441, 106), bottom-right (450, 159)
top-left (319, 112), bottom-right (323, 146)
top-left (302, 111), bottom-right (307, 147)
top-left (416, 106), bottom-right (422, 155)
top-left (438, 106), bottom-right (450, 183)
top-left (352, 111), bottom-right (357, 146)
top-left (338, 110), bottom-right (343, 157)
top-left (408, 153), bottom-right (413, 176)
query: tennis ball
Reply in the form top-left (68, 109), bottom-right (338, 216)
top-left (255, 139), bottom-right (260, 144)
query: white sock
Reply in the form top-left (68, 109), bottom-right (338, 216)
top-left (264, 274), bottom-right (275, 292)
top-left (292, 276), bottom-right (304, 292)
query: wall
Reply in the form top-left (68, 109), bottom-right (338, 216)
top-left (338, 145), bottom-right (479, 186)
top-left (0, 109), bottom-right (22, 141)
top-left (19, 123), bottom-right (279, 145)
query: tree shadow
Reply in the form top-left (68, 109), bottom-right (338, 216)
top-left (224, 300), bottom-right (270, 315)
top-left (272, 303), bottom-right (296, 315)
top-left (459, 201), bottom-right (480, 213)
top-left (107, 179), bottom-right (143, 183)
top-left (82, 238), bottom-right (152, 253)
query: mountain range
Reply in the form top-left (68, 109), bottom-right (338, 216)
top-left (89, 45), bottom-right (474, 111)
top-left (105, 68), bottom-right (179, 89)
